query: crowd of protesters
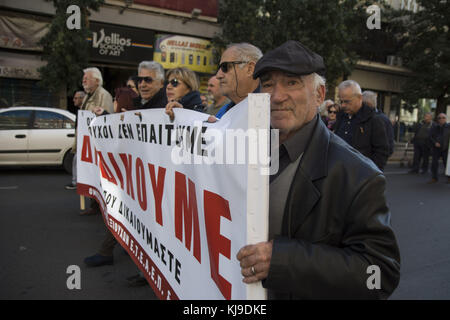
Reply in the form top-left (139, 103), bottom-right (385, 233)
top-left (65, 40), bottom-right (448, 299)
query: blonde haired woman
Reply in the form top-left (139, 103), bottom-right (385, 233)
top-left (165, 67), bottom-right (205, 120)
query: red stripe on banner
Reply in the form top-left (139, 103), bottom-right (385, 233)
top-left (77, 183), bottom-right (179, 300)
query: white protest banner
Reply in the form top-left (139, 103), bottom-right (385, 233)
top-left (76, 94), bottom-right (270, 300)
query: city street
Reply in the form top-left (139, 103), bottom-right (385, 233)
top-left (0, 163), bottom-right (449, 300)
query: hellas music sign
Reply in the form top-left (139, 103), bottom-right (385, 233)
top-left (88, 22), bottom-right (154, 65)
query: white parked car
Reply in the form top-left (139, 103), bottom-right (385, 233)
top-left (0, 106), bottom-right (76, 173)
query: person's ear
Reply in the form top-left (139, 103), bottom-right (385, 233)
top-left (316, 85), bottom-right (326, 106)
top-left (246, 61), bottom-right (256, 77)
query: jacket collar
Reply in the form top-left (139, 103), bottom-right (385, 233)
top-left (299, 115), bottom-right (330, 181)
top-left (282, 116), bottom-right (330, 236)
top-left (337, 103), bottom-right (374, 124)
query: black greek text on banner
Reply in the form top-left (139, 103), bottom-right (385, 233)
top-left (76, 94), bottom-right (270, 299)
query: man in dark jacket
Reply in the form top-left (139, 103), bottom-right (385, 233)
top-left (429, 113), bottom-right (450, 183)
top-left (133, 61), bottom-right (167, 110)
top-left (410, 112), bottom-right (433, 174)
top-left (362, 90), bottom-right (395, 156)
top-left (236, 40), bottom-right (400, 299)
top-left (334, 81), bottom-right (390, 171)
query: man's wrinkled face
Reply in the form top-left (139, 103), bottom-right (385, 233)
top-left (138, 69), bottom-right (163, 100)
top-left (261, 71), bottom-right (324, 140)
top-left (215, 48), bottom-right (248, 98)
top-left (82, 72), bottom-right (99, 93)
top-left (339, 87), bottom-right (362, 115)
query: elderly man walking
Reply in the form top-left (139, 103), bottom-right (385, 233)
top-left (81, 67), bottom-right (114, 114)
top-left (334, 80), bottom-right (390, 170)
top-left (79, 67), bottom-right (113, 215)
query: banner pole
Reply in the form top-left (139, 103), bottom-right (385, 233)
top-left (246, 93), bottom-right (270, 300)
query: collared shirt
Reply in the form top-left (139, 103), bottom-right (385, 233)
top-left (270, 114), bottom-right (318, 183)
top-left (215, 85), bottom-right (261, 119)
top-left (269, 115), bottom-right (318, 240)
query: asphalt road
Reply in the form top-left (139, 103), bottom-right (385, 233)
top-left (384, 164), bottom-right (450, 300)
top-left (0, 167), bottom-right (156, 300)
top-left (0, 164), bottom-right (449, 300)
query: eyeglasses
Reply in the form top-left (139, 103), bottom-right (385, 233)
top-left (437, 117), bottom-right (446, 119)
top-left (218, 61), bottom-right (248, 73)
top-left (167, 78), bottom-right (181, 88)
top-left (137, 76), bottom-right (153, 83)
top-left (127, 84), bottom-right (136, 89)
top-left (328, 110), bottom-right (337, 114)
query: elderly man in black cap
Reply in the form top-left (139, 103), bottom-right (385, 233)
top-left (236, 40), bottom-right (400, 299)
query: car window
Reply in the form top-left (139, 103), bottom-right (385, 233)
top-left (0, 110), bottom-right (32, 130)
top-left (33, 111), bottom-right (74, 129)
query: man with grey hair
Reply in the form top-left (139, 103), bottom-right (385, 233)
top-left (80, 68), bottom-right (114, 215)
top-left (214, 42), bottom-right (263, 118)
top-left (81, 67), bottom-right (114, 114)
top-left (165, 43), bottom-right (262, 120)
top-left (134, 61), bottom-right (167, 109)
top-left (363, 90), bottom-right (394, 156)
top-left (237, 40), bottom-right (400, 299)
top-left (334, 80), bottom-right (389, 170)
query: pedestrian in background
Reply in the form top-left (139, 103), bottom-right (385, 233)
top-left (126, 76), bottom-right (139, 95)
top-left (65, 90), bottom-right (85, 190)
top-left (325, 102), bottom-right (339, 131)
top-left (80, 68), bottom-right (114, 215)
top-left (429, 113), bottom-right (450, 183)
top-left (204, 75), bottom-right (230, 116)
top-left (362, 90), bottom-right (395, 157)
top-left (409, 112), bottom-right (433, 174)
top-left (334, 80), bottom-right (390, 171)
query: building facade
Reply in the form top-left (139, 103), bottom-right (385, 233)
top-left (0, 0), bottom-right (221, 110)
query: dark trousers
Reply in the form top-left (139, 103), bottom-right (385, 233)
top-left (431, 148), bottom-right (448, 179)
top-left (412, 143), bottom-right (431, 172)
top-left (98, 228), bottom-right (117, 257)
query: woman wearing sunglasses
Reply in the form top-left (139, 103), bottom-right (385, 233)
top-left (165, 67), bottom-right (205, 121)
top-left (326, 103), bottom-right (340, 131)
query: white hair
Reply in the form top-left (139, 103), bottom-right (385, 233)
top-left (83, 67), bottom-right (103, 87)
top-left (227, 43), bottom-right (263, 68)
top-left (362, 90), bottom-right (377, 109)
top-left (312, 73), bottom-right (326, 91)
top-left (338, 80), bottom-right (362, 95)
top-left (138, 61), bottom-right (165, 81)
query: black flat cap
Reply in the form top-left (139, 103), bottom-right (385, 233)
top-left (253, 40), bottom-right (326, 79)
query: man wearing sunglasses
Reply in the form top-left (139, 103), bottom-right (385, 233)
top-left (165, 43), bottom-right (262, 121)
top-left (134, 61), bottom-right (167, 110)
top-left (214, 43), bottom-right (263, 119)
